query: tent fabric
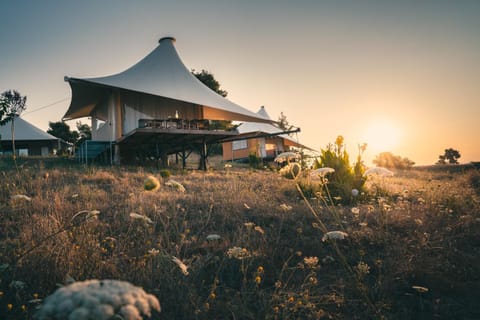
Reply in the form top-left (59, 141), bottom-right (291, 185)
top-left (237, 106), bottom-right (300, 145)
top-left (0, 117), bottom-right (58, 141)
top-left (63, 37), bottom-right (270, 123)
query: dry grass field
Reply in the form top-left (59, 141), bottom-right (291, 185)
top-left (0, 158), bottom-right (479, 319)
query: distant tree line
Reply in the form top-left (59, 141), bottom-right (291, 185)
top-left (373, 152), bottom-right (415, 169)
top-left (47, 121), bottom-right (91, 155)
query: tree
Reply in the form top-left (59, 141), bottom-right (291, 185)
top-left (277, 112), bottom-right (294, 133)
top-left (47, 121), bottom-right (79, 154)
top-left (76, 121), bottom-right (92, 146)
top-left (192, 69), bottom-right (228, 97)
top-left (0, 90), bottom-right (27, 159)
top-left (373, 152), bottom-right (415, 169)
top-left (437, 148), bottom-right (461, 164)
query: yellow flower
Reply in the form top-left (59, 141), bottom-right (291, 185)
top-left (273, 306), bottom-right (279, 313)
top-left (209, 292), bottom-right (216, 300)
top-left (7, 303), bottom-right (13, 311)
top-left (335, 135), bottom-right (344, 146)
top-left (257, 266), bottom-right (264, 273)
top-left (255, 276), bottom-right (262, 285)
top-left (21, 305), bottom-right (27, 312)
top-left (288, 296), bottom-right (295, 303)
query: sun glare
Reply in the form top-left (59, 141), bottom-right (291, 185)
top-left (361, 119), bottom-right (402, 154)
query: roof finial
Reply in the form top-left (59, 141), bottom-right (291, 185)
top-left (159, 36), bottom-right (176, 43)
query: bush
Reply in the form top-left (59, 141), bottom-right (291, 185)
top-left (248, 153), bottom-right (262, 169)
top-left (159, 169), bottom-right (171, 178)
top-left (313, 136), bottom-right (366, 204)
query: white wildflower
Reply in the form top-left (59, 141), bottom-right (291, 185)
top-left (310, 167), bottom-right (335, 177)
top-left (129, 213), bottom-right (153, 224)
top-left (322, 231), bottom-right (349, 242)
top-left (206, 234), bottom-right (221, 241)
top-left (226, 247), bottom-right (251, 260)
top-left (351, 207), bottom-right (360, 215)
top-left (303, 256), bottom-right (319, 268)
top-left (11, 194), bottom-right (32, 202)
top-left (412, 285), bottom-right (429, 293)
top-left (243, 203), bottom-right (251, 209)
top-left (165, 179), bottom-right (186, 193)
top-left (224, 163), bottom-right (232, 168)
top-left (34, 279), bottom-right (160, 320)
top-left (351, 189), bottom-right (359, 197)
top-left (363, 167), bottom-right (394, 177)
top-left (274, 152), bottom-right (300, 163)
top-left (71, 210), bottom-right (100, 222)
top-left (172, 256), bottom-right (189, 276)
top-left (280, 203), bottom-right (292, 211)
top-left (148, 248), bottom-right (160, 256)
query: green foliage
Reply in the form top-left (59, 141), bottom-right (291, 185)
top-left (314, 136), bottom-right (366, 203)
top-left (159, 169), bottom-right (171, 178)
top-left (373, 152), bottom-right (415, 169)
top-left (0, 90), bottom-right (27, 125)
top-left (192, 69), bottom-right (228, 97)
top-left (249, 152), bottom-right (262, 169)
top-left (437, 148), bottom-right (461, 164)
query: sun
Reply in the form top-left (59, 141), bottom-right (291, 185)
top-left (361, 118), bottom-right (402, 153)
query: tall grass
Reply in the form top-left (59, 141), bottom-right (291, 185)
top-left (0, 158), bottom-right (479, 319)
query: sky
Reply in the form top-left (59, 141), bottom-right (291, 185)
top-left (1, 0), bottom-right (479, 165)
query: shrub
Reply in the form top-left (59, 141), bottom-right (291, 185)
top-left (159, 169), bottom-right (171, 178)
top-left (248, 153), bottom-right (262, 169)
top-left (313, 136), bottom-right (366, 203)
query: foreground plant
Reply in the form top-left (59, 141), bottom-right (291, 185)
top-left (35, 280), bottom-right (160, 320)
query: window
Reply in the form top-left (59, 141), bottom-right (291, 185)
top-left (232, 140), bottom-right (247, 150)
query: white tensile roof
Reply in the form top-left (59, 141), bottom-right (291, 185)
top-left (63, 37), bottom-right (270, 123)
top-left (237, 106), bottom-right (299, 143)
top-left (0, 117), bottom-right (58, 141)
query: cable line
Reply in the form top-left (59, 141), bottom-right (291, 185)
top-left (23, 97), bottom-right (70, 115)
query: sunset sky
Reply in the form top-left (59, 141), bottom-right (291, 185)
top-left (1, 0), bottom-right (479, 165)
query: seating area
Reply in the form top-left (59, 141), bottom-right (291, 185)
top-left (138, 118), bottom-right (209, 130)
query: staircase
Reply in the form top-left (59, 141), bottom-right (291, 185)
top-left (76, 141), bottom-right (112, 164)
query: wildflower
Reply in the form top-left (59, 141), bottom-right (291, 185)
top-left (129, 212), bottom-right (153, 224)
top-left (165, 179), bottom-right (186, 193)
top-left (310, 167), bottom-right (335, 177)
top-left (303, 256), bottom-right (319, 268)
top-left (322, 255), bottom-right (335, 263)
top-left (280, 203), bottom-right (292, 211)
top-left (243, 203), bottom-right (251, 209)
top-left (11, 194), bottom-right (31, 201)
top-left (288, 296), bottom-right (295, 303)
top-left (351, 189), bottom-right (359, 197)
top-left (255, 276), bottom-right (262, 285)
top-left (71, 194), bottom-right (79, 198)
top-left (226, 247), bottom-right (251, 260)
top-left (209, 292), bottom-right (216, 300)
top-left (71, 210), bottom-right (100, 222)
top-left (21, 305), bottom-right (27, 312)
top-left (309, 276), bottom-right (318, 284)
top-left (335, 135), bottom-right (344, 146)
top-left (144, 175), bottom-right (160, 191)
top-left (148, 248), bottom-right (160, 256)
top-left (363, 167), bottom-right (394, 177)
top-left (254, 226), bottom-right (265, 235)
top-left (351, 207), bottom-right (360, 214)
top-left (257, 266), bottom-right (264, 273)
top-left (274, 151), bottom-right (300, 163)
top-left (356, 261), bottom-right (370, 276)
top-left (244, 222), bottom-right (255, 229)
top-left (322, 231), bottom-right (348, 242)
top-left (412, 285), bottom-right (429, 293)
top-left (172, 256), bottom-right (189, 276)
top-left (34, 279), bottom-right (160, 319)
top-left (7, 303), bottom-right (13, 311)
top-left (224, 163), bottom-right (232, 168)
top-left (280, 162), bottom-right (301, 179)
top-left (275, 280), bottom-right (282, 289)
top-left (206, 234), bottom-right (221, 241)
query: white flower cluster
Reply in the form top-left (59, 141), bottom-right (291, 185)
top-left (322, 231), bottom-right (349, 242)
top-left (165, 179), bottom-right (186, 193)
top-left (35, 279), bottom-right (160, 320)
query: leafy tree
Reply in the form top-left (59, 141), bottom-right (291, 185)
top-left (373, 152), bottom-right (415, 169)
top-left (437, 148), bottom-right (461, 164)
top-left (0, 90), bottom-right (27, 159)
top-left (192, 69), bottom-right (228, 97)
top-left (278, 112), bottom-right (294, 133)
top-left (47, 121), bottom-right (79, 154)
top-left (76, 121), bottom-right (92, 146)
